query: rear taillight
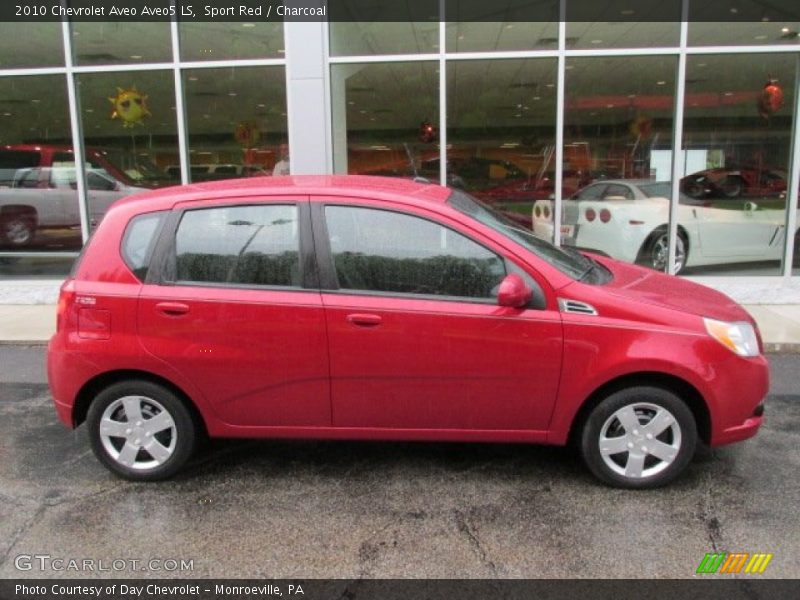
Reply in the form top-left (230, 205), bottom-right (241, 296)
top-left (585, 208), bottom-right (596, 222)
top-left (56, 279), bottom-right (76, 333)
top-left (599, 209), bottom-right (612, 223)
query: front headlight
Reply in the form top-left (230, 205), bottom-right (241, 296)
top-left (704, 318), bottom-right (760, 357)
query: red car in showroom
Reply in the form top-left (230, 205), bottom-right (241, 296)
top-left (47, 176), bottom-right (768, 488)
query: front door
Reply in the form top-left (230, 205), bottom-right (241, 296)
top-left (316, 202), bottom-right (562, 432)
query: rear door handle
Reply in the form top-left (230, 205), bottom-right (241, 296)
top-left (155, 302), bottom-right (190, 316)
top-left (345, 313), bottom-right (382, 327)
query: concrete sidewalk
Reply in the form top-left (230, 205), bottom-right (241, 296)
top-left (1, 303), bottom-right (799, 352)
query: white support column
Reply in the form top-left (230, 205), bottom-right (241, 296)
top-left (667, 4), bottom-right (689, 275)
top-left (783, 55), bottom-right (800, 278)
top-left (284, 19), bottom-right (331, 175)
top-left (553, 1), bottom-right (566, 246)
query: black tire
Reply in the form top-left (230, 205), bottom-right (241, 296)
top-left (1, 212), bottom-right (36, 247)
top-left (637, 227), bottom-right (688, 274)
top-left (87, 380), bottom-right (197, 481)
top-left (580, 386), bottom-right (697, 489)
top-left (720, 176), bottom-right (745, 199)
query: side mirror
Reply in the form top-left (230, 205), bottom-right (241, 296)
top-left (497, 273), bottom-right (532, 308)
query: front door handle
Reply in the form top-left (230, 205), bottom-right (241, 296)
top-left (155, 302), bottom-right (190, 316)
top-left (346, 313), bottom-right (382, 327)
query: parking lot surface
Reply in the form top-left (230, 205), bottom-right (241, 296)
top-left (1, 347), bottom-right (798, 578)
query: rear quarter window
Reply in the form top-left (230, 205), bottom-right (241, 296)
top-left (121, 212), bottom-right (166, 281)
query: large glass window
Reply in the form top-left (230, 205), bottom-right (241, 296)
top-left (174, 204), bottom-right (300, 287)
top-left (0, 23), bottom-right (64, 69)
top-left (689, 0), bottom-right (799, 47)
top-left (325, 205), bottom-right (506, 298)
top-left (680, 53), bottom-right (796, 276)
top-left (183, 66), bottom-right (287, 182)
top-left (76, 70), bottom-right (178, 226)
top-left (71, 23), bottom-right (172, 65)
top-left (0, 75), bottom-right (79, 254)
top-left (179, 22), bottom-right (285, 61)
top-left (331, 62), bottom-right (439, 179)
top-left (447, 58), bottom-right (557, 228)
top-left (545, 56), bottom-right (677, 274)
top-left (330, 22), bottom-right (440, 56)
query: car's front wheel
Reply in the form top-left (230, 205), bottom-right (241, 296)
top-left (87, 380), bottom-right (197, 480)
top-left (580, 387), bottom-right (697, 489)
top-left (639, 228), bottom-right (687, 274)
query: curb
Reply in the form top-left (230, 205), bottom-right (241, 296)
top-left (0, 340), bottom-right (49, 346)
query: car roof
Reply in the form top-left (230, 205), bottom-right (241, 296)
top-left (115, 175), bottom-right (453, 212)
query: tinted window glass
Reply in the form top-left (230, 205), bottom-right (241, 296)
top-left (573, 184), bottom-right (607, 200)
top-left (602, 184), bottom-right (633, 200)
top-left (122, 212), bottom-right (165, 281)
top-left (0, 151), bottom-right (40, 187)
top-left (175, 205), bottom-right (300, 288)
top-left (325, 206), bottom-right (506, 299)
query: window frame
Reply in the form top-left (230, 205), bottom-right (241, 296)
top-left (311, 200), bottom-right (517, 305)
top-left (146, 198), bottom-right (319, 293)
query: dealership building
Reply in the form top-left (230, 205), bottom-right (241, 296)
top-left (0, 1), bottom-right (799, 303)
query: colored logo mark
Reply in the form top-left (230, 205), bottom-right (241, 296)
top-left (696, 552), bottom-right (773, 574)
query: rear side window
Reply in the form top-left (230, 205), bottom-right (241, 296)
top-left (324, 205), bottom-right (506, 299)
top-left (121, 212), bottom-right (166, 281)
top-left (174, 204), bottom-right (300, 288)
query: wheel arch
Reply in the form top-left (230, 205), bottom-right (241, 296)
top-left (73, 369), bottom-right (208, 436)
top-left (566, 371), bottom-right (710, 446)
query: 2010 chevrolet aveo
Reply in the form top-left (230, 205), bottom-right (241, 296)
top-left (47, 176), bottom-right (769, 488)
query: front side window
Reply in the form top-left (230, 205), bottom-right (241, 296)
top-left (325, 205), bottom-right (506, 299)
top-left (174, 204), bottom-right (300, 288)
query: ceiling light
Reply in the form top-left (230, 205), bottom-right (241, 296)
top-left (278, 49), bottom-right (285, 54)
top-left (657, 80), bottom-right (666, 85)
top-left (533, 96), bottom-right (541, 100)
top-left (546, 83), bottom-right (554, 88)
top-left (697, 63), bottom-right (706, 67)
top-left (606, 104), bottom-right (614, 108)
top-left (242, 23), bottom-right (256, 28)
top-left (730, 7), bottom-right (738, 13)
top-left (782, 27), bottom-right (790, 33)
top-left (628, 94), bottom-right (636, 98)
top-left (228, 92), bottom-right (237, 97)
top-left (620, 9), bottom-right (635, 15)
top-left (31, 99), bottom-right (40, 103)
top-left (188, 76), bottom-right (199, 81)
top-left (257, 103), bottom-right (266, 108)
top-left (754, 35), bottom-right (768, 40)
top-left (85, 109), bottom-right (94, 113)
top-left (505, 24), bottom-right (514, 29)
top-left (590, 39), bottom-right (603, 44)
top-left (724, 91), bottom-right (733, 96)
top-left (130, 55), bottom-right (142, 60)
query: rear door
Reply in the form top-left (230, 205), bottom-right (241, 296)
top-left (138, 197), bottom-right (331, 427)
top-left (313, 199), bottom-right (563, 433)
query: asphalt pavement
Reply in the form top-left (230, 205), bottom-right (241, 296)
top-left (0, 347), bottom-right (798, 579)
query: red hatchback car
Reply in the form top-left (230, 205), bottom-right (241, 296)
top-left (47, 176), bottom-right (768, 488)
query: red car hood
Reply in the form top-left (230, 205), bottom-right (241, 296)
top-left (593, 257), bottom-right (752, 323)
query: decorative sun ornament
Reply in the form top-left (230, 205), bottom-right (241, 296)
top-left (757, 77), bottom-right (784, 119)
top-left (108, 87), bottom-right (151, 128)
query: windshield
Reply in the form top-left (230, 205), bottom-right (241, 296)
top-left (447, 189), bottom-right (592, 280)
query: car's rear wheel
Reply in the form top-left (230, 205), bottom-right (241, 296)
top-left (580, 387), bottom-right (697, 489)
top-left (87, 380), bottom-right (197, 481)
top-left (639, 228), bottom-right (688, 274)
top-left (1, 213), bottom-right (35, 247)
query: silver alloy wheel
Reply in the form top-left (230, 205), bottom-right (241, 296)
top-left (99, 395), bottom-right (177, 471)
top-left (4, 218), bottom-right (33, 245)
top-left (598, 402), bottom-right (682, 480)
top-left (651, 233), bottom-right (686, 273)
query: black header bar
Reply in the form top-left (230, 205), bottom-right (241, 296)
top-left (2, 0), bottom-right (800, 22)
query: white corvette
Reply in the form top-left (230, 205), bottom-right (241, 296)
top-left (531, 179), bottom-right (799, 273)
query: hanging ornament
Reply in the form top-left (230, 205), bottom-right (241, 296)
top-left (108, 87), bottom-right (151, 128)
top-left (629, 115), bottom-right (653, 139)
top-left (234, 121), bottom-right (261, 148)
top-left (757, 76), bottom-right (784, 119)
top-left (419, 120), bottom-right (437, 144)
